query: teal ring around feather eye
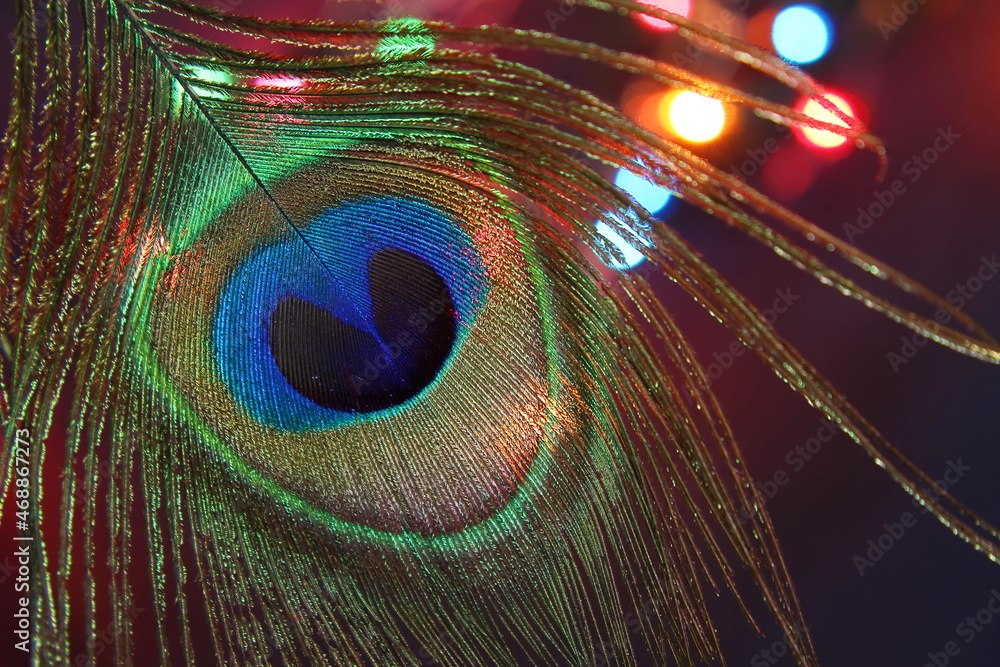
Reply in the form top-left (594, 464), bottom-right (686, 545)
top-left (213, 196), bottom-right (488, 431)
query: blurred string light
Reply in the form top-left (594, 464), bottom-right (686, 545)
top-left (794, 92), bottom-right (855, 149)
top-left (663, 91), bottom-right (727, 143)
top-left (636, 0), bottom-right (692, 31)
top-left (771, 4), bottom-right (833, 64)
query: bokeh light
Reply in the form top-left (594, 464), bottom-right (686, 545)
top-left (621, 81), bottom-right (670, 137)
top-left (190, 67), bottom-right (232, 85)
top-left (188, 67), bottom-right (234, 99)
top-left (251, 76), bottom-right (306, 89)
top-left (636, 0), bottom-right (692, 31)
top-left (795, 93), bottom-right (855, 149)
top-left (746, 8), bottom-right (780, 50)
top-left (761, 144), bottom-right (817, 201)
top-left (595, 219), bottom-right (652, 270)
top-left (663, 91), bottom-right (726, 143)
top-left (771, 5), bottom-right (833, 64)
top-left (614, 168), bottom-right (673, 214)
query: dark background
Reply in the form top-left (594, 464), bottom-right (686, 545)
top-left (2, 0), bottom-right (1000, 664)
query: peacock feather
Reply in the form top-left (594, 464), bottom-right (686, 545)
top-left (2, 0), bottom-right (999, 665)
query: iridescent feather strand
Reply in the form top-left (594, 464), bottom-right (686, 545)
top-left (3, 1), bottom-right (1000, 665)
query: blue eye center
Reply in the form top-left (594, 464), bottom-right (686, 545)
top-left (214, 196), bottom-right (488, 431)
top-left (267, 248), bottom-right (457, 413)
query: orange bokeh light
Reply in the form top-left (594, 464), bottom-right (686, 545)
top-left (661, 91), bottom-right (727, 143)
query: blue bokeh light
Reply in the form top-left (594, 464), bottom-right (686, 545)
top-left (614, 168), bottom-right (673, 214)
top-left (596, 219), bottom-right (652, 270)
top-left (771, 5), bottom-right (832, 65)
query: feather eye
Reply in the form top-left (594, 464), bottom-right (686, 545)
top-left (4, 0), bottom-right (1000, 665)
top-left (150, 156), bottom-right (562, 537)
